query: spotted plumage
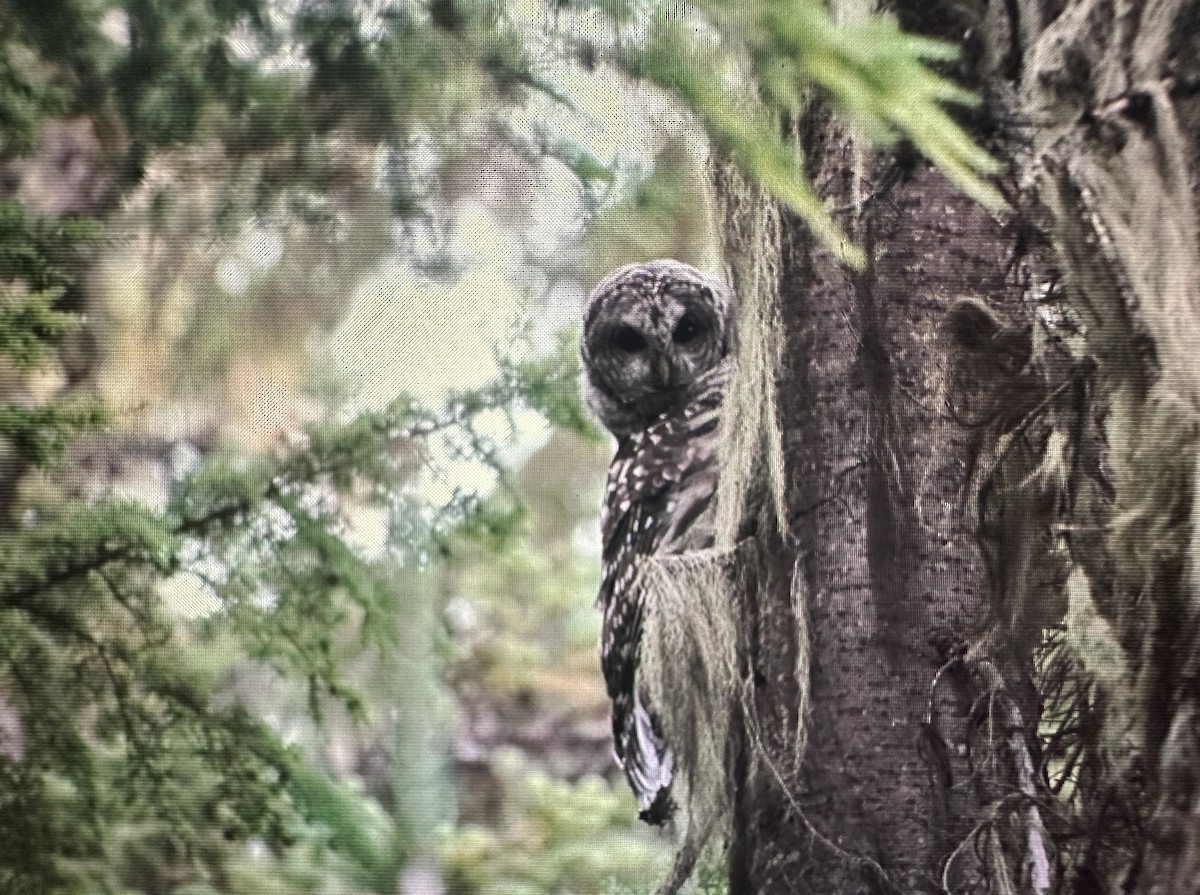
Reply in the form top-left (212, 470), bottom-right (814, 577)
top-left (582, 260), bottom-right (731, 824)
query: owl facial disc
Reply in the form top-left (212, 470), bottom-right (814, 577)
top-left (581, 260), bottom-right (731, 437)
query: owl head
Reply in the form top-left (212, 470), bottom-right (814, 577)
top-left (582, 260), bottom-right (732, 437)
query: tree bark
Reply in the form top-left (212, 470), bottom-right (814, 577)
top-left (716, 1), bottom-right (1200, 892)
top-left (720, 136), bottom-right (1045, 893)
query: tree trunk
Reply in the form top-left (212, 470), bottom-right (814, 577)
top-left (715, 1), bottom-right (1200, 892)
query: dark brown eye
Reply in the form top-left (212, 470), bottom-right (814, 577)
top-left (672, 315), bottom-right (701, 345)
top-left (612, 325), bottom-right (647, 353)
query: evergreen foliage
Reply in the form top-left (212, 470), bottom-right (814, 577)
top-left (627, 0), bottom-right (1001, 267)
top-left (0, 313), bottom-right (591, 892)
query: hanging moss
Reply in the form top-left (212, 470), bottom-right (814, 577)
top-left (629, 158), bottom-right (812, 894)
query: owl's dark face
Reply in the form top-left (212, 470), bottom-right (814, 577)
top-left (582, 260), bottom-right (731, 436)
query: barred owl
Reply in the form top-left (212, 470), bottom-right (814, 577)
top-left (581, 260), bottom-right (732, 824)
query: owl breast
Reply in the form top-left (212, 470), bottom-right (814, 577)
top-left (597, 364), bottom-right (727, 824)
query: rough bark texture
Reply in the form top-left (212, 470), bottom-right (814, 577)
top-left (787, 161), bottom-right (1023, 892)
top-left (713, 1), bottom-right (1200, 892)
top-left (718, 141), bottom-right (1044, 892)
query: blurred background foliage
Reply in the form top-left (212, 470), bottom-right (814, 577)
top-left (0, 0), bottom-right (992, 891)
top-left (0, 1), bottom-right (699, 891)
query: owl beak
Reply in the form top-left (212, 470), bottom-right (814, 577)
top-left (655, 354), bottom-right (671, 384)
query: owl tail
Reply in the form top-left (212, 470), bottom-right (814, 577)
top-left (625, 685), bottom-right (675, 825)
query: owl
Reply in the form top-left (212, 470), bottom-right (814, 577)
top-left (581, 259), bottom-right (732, 824)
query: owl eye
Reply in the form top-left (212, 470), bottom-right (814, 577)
top-left (672, 314), bottom-right (702, 345)
top-left (612, 325), bottom-right (647, 353)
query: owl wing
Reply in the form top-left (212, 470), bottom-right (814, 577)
top-left (598, 377), bottom-right (723, 823)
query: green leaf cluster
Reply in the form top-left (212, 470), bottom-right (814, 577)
top-left (633, 0), bottom-right (1002, 267)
